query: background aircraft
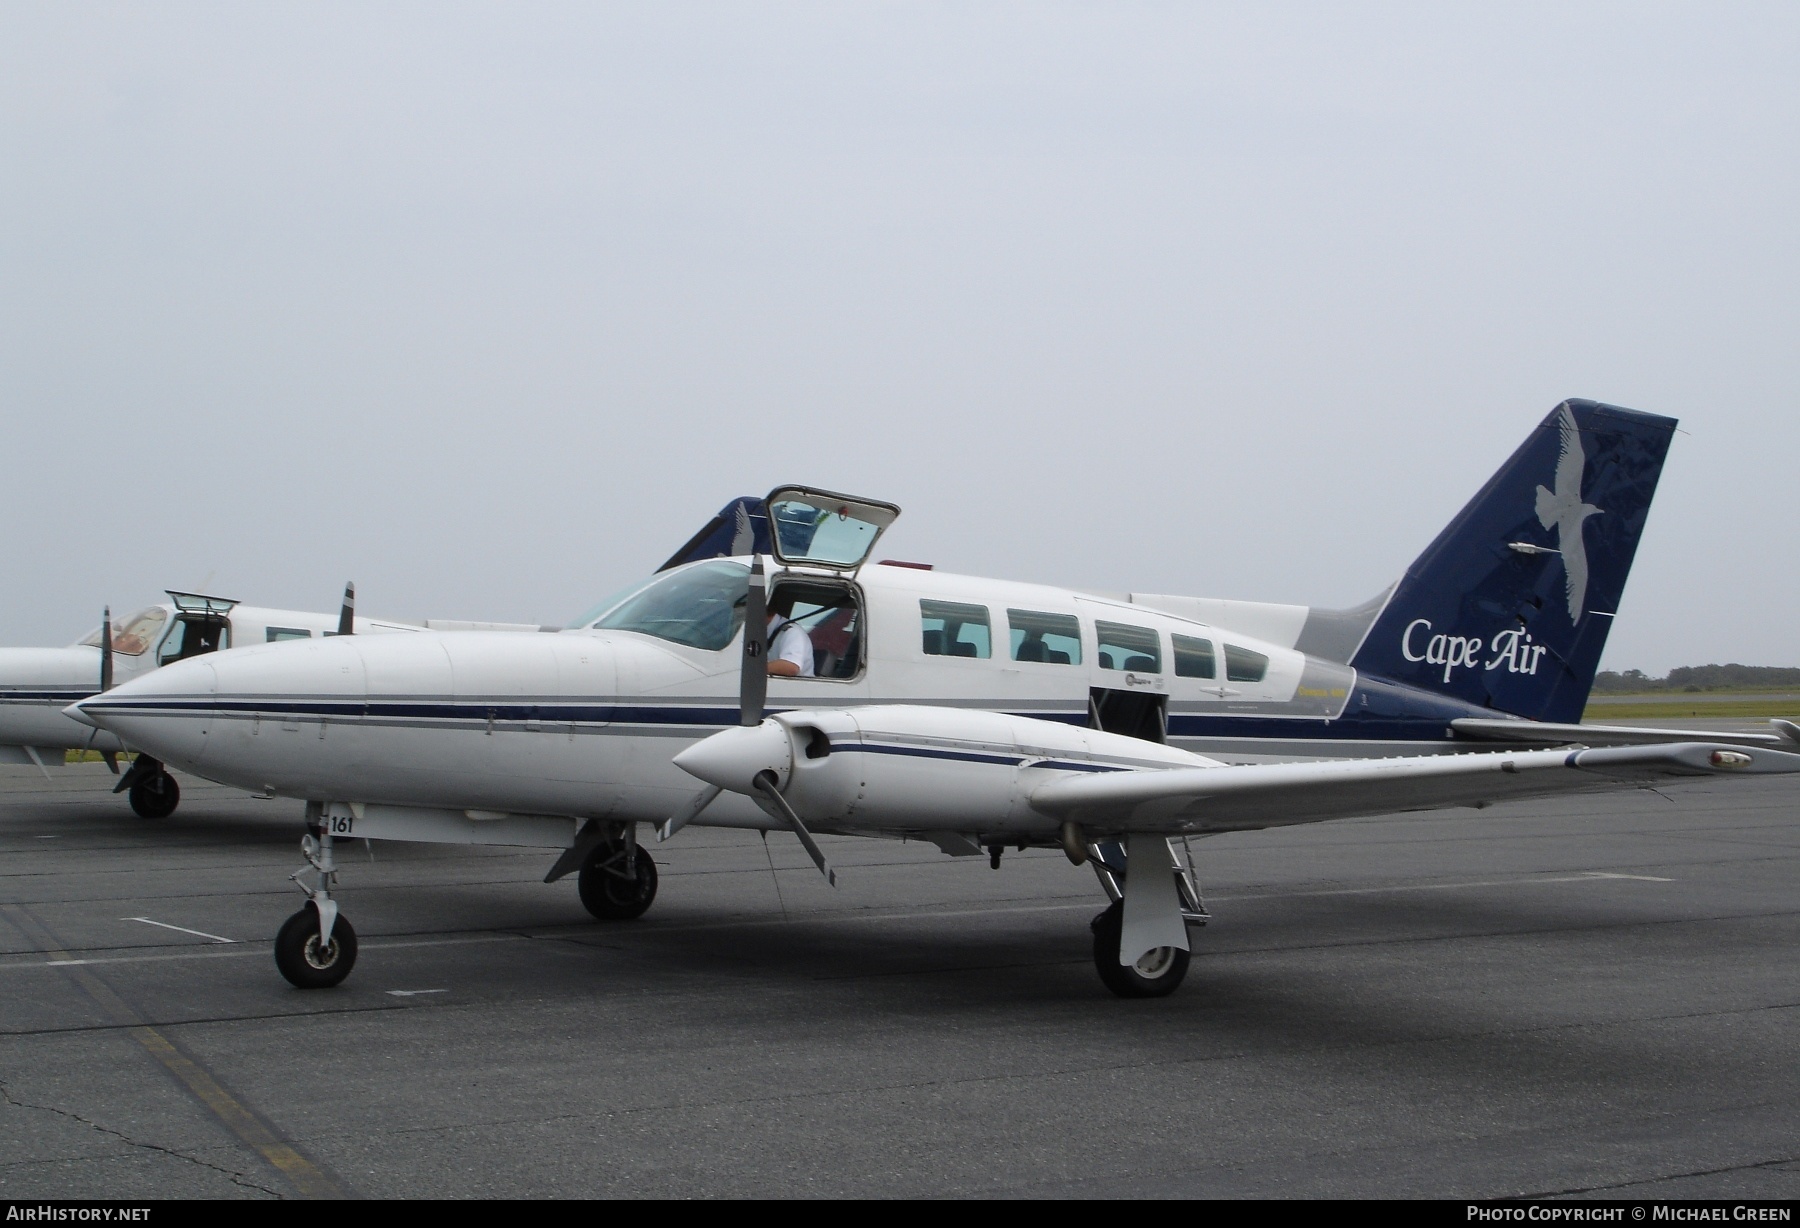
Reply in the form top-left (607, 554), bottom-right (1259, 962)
top-left (1, 585), bottom-right (543, 817)
top-left (74, 401), bottom-right (1800, 996)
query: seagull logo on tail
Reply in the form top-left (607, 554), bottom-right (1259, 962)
top-left (730, 502), bottom-right (755, 556)
top-left (1534, 407), bottom-right (1603, 624)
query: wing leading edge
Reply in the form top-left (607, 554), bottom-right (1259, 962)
top-left (1029, 742), bottom-right (1800, 836)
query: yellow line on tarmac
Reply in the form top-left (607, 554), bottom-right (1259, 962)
top-left (0, 904), bottom-right (349, 1199)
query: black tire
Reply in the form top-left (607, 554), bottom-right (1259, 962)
top-left (1090, 900), bottom-right (1189, 999)
top-left (128, 772), bottom-right (180, 820)
top-left (578, 843), bottom-right (658, 921)
top-left (274, 904), bottom-right (358, 989)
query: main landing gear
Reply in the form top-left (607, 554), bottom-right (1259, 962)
top-left (1076, 830), bottom-right (1209, 999)
top-left (276, 804), bottom-right (357, 989)
top-left (577, 828), bottom-right (658, 921)
top-left (1091, 902), bottom-right (1190, 998)
top-left (114, 756), bottom-right (180, 819)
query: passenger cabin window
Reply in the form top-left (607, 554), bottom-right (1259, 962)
top-left (767, 580), bottom-right (863, 680)
top-left (920, 600), bottom-right (991, 659)
top-left (592, 560), bottom-right (749, 651)
top-left (1095, 621), bottom-right (1161, 672)
top-left (266, 627), bottom-right (312, 643)
top-left (1008, 609), bottom-right (1081, 665)
top-left (83, 608), bottom-right (167, 657)
top-left (1173, 634), bottom-right (1216, 679)
top-left (1225, 644), bottom-right (1270, 683)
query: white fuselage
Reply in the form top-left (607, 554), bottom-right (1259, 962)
top-left (76, 558), bottom-right (1438, 843)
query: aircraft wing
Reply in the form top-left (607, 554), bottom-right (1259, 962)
top-left (1452, 716), bottom-right (1800, 749)
top-left (1029, 742), bottom-right (1800, 836)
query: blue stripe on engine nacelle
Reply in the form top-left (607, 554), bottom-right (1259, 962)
top-left (835, 742), bottom-right (1025, 768)
top-left (827, 742), bottom-right (1134, 772)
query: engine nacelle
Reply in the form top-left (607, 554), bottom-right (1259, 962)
top-left (674, 705), bottom-right (1208, 839)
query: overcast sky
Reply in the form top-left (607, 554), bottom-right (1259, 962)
top-left (3, 3), bottom-right (1794, 673)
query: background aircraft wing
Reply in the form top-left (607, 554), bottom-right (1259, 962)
top-left (1452, 717), bottom-right (1800, 749)
top-left (1029, 742), bottom-right (1800, 836)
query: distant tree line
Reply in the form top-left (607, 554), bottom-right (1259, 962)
top-left (1592, 664), bottom-right (1800, 693)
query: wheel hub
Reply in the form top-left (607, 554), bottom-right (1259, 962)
top-left (1133, 946), bottom-right (1177, 978)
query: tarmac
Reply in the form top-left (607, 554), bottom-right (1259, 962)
top-left (1, 725), bottom-right (1798, 1199)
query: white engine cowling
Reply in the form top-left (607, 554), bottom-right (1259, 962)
top-left (673, 706), bottom-right (1207, 838)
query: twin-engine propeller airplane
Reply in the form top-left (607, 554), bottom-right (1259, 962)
top-left (72, 400), bottom-right (1800, 997)
top-left (3, 585), bottom-right (545, 818)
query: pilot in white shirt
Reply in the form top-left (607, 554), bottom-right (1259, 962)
top-left (766, 610), bottom-right (814, 678)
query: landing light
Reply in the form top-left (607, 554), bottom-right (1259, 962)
top-left (1710, 750), bottom-right (1752, 768)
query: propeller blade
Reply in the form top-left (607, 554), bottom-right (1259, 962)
top-left (657, 784), bottom-right (722, 843)
top-left (740, 558), bottom-right (767, 727)
top-left (337, 582), bottom-right (356, 636)
top-left (98, 606), bottom-right (113, 692)
top-left (751, 770), bottom-right (837, 887)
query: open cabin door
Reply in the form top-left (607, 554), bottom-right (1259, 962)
top-left (764, 487), bottom-right (900, 574)
top-left (760, 487), bottom-right (899, 685)
top-left (157, 591), bottom-right (237, 667)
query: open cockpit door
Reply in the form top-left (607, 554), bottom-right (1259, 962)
top-left (158, 591), bottom-right (238, 666)
top-left (764, 487), bottom-right (900, 574)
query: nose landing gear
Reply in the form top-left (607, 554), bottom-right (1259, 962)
top-left (275, 901), bottom-right (358, 989)
top-left (276, 806), bottom-right (358, 988)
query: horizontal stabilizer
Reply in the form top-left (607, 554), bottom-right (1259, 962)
top-left (1452, 716), bottom-right (1800, 749)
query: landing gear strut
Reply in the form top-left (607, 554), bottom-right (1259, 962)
top-left (1084, 834), bottom-right (1208, 999)
top-left (578, 826), bottom-right (658, 921)
top-left (115, 756), bottom-right (180, 819)
top-left (276, 805), bottom-right (357, 988)
top-left (1091, 901), bottom-right (1189, 998)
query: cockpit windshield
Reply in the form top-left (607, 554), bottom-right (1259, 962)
top-left (81, 607), bottom-right (168, 657)
top-left (582, 560), bottom-right (750, 651)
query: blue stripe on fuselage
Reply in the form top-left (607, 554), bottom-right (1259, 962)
top-left (77, 674), bottom-right (1503, 745)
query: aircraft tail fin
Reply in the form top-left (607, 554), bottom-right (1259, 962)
top-left (658, 497), bottom-right (771, 571)
top-left (1348, 400), bottom-right (1677, 724)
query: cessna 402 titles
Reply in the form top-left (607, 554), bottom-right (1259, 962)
top-left (72, 401), bottom-right (1800, 997)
